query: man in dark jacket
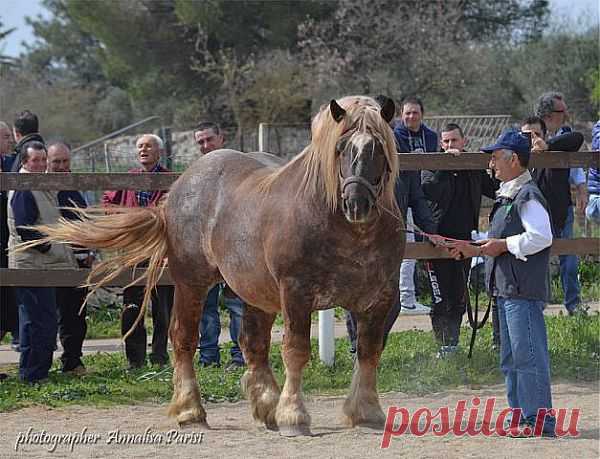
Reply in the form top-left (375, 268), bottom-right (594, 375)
top-left (10, 110), bottom-right (45, 172)
top-left (393, 96), bottom-right (438, 154)
top-left (47, 142), bottom-right (93, 375)
top-left (534, 93), bottom-right (585, 315)
top-left (393, 96), bottom-right (439, 314)
top-left (522, 107), bottom-right (585, 316)
top-left (421, 123), bottom-right (497, 357)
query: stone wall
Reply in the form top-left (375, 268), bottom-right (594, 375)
top-left (70, 125), bottom-right (312, 172)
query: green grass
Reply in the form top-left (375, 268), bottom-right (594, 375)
top-left (1, 313), bottom-right (598, 412)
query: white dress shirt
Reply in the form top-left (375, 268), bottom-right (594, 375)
top-left (497, 175), bottom-right (553, 261)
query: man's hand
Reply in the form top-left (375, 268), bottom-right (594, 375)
top-left (530, 132), bottom-right (548, 152)
top-left (426, 234), bottom-right (447, 246)
top-left (446, 240), bottom-right (480, 259)
top-left (479, 238), bottom-right (507, 257)
top-left (575, 183), bottom-right (588, 214)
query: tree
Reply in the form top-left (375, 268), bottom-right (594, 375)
top-left (0, 20), bottom-right (16, 65)
top-left (176, 0), bottom-right (334, 129)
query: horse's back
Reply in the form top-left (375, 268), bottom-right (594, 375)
top-left (163, 148), bottom-right (286, 307)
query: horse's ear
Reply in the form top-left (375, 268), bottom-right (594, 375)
top-left (379, 96), bottom-right (395, 124)
top-left (329, 99), bottom-right (346, 123)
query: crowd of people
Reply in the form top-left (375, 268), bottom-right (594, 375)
top-left (0, 92), bottom-right (598, 437)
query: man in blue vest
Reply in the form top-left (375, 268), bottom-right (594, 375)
top-left (449, 130), bottom-right (555, 437)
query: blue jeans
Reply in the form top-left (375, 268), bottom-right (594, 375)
top-left (557, 206), bottom-right (581, 312)
top-left (198, 284), bottom-right (245, 365)
top-left (497, 297), bottom-right (555, 433)
top-left (16, 287), bottom-right (58, 382)
top-left (586, 194), bottom-right (600, 224)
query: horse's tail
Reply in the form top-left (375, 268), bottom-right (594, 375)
top-left (15, 205), bottom-right (169, 339)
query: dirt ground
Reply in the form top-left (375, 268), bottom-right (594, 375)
top-left (0, 381), bottom-right (597, 459)
top-left (1, 303), bottom-right (598, 458)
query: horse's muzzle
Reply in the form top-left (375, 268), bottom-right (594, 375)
top-left (342, 194), bottom-right (375, 223)
top-left (341, 175), bottom-right (378, 223)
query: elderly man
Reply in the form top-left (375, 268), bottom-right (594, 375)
top-left (193, 121), bottom-right (245, 369)
top-left (47, 142), bottom-right (93, 375)
top-left (103, 134), bottom-right (173, 368)
top-left (534, 92), bottom-right (585, 315)
top-left (8, 141), bottom-right (78, 382)
top-left (393, 96), bottom-right (439, 314)
top-left (449, 130), bottom-right (555, 437)
top-left (421, 123), bottom-right (497, 357)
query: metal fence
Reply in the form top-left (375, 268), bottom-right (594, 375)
top-left (258, 115), bottom-right (513, 158)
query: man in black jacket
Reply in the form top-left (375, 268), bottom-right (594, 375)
top-left (521, 115), bottom-right (585, 316)
top-left (421, 123), bottom-right (497, 357)
top-left (10, 110), bottom-right (45, 172)
top-left (47, 142), bottom-right (93, 375)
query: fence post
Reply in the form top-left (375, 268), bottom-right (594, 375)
top-left (318, 309), bottom-right (335, 367)
top-left (103, 144), bottom-right (112, 172)
top-left (258, 123), bottom-right (266, 152)
top-left (160, 126), bottom-right (173, 170)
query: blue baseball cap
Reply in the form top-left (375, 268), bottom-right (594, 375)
top-left (481, 129), bottom-right (531, 161)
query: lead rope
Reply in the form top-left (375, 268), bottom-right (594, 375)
top-left (376, 202), bottom-right (491, 357)
top-left (465, 260), bottom-right (493, 359)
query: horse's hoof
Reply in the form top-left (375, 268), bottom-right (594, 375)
top-left (278, 424), bottom-right (312, 437)
top-left (342, 411), bottom-right (386, 429)
top-left (176, 410), bottom-right (208, 428)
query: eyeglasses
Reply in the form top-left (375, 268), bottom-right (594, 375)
top-left (552, 110), bottom-right (567, 113)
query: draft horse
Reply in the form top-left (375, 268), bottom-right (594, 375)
top-left (30, 95), bottom-right (406, 436)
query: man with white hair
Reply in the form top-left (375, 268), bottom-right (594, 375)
top-left (449, 130), bottom-right (555, 437)
top-left (103, 134), bottom-right (173, 368)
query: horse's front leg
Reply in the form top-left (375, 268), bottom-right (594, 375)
top-left (167, 282), bottom-right (207, 427)
top-left (275, 294), bottom-right (312, 437)
top-left (239, 304), bottom-right (280, 430)
top-left (343, 288), bottom-right (396, 428)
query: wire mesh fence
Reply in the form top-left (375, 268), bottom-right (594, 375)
top-left (69, 114), bottom-right (514, 175)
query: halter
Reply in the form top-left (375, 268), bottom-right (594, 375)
top-left (337, 129), bottom-right (389, 205)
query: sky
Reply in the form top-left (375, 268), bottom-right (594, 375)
top-left (0, 0), bottom-right (599, 57)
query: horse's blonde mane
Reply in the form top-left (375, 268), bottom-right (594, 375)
top-left (259, 96), bottom-right (399, 214)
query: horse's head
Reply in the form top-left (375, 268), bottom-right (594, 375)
top-left (331, 97), bottom-right (396, 224)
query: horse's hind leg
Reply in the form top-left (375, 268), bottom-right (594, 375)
top-left (343, 295), bottom-right (394, 428)
top-left (239, 305), bottom-right (280, 430)
top-left (167, 281), bottom-right (208, 427)
top-left (275, 295), bottom-right (312, 437)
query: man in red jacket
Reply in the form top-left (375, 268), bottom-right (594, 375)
top-left (103, 134), bottom-right (173, 368)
